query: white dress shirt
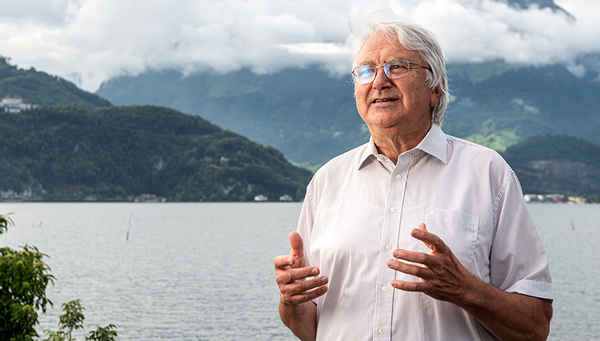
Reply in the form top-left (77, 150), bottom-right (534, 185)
top-left (297, 124), bottom-right (553, 341)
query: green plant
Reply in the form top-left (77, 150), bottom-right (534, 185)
top-left (58, 299), bottom-right (85, 339)
top-left (2, 214), bottom-right (117, 340)
top-left (85, 325), bottom-right (118, 341)
top-left (0, 212), bottom-right (13, 234)
top-left (41, 330), bottom-right (69, 341)
top-left (0, 214), bottom-right (55, 341)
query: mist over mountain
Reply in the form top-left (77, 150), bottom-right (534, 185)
top-left (3, 0), bottom-right (599, 93)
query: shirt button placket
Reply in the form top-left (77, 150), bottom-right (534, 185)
top-left (374, 156), bottom-right (412, 341)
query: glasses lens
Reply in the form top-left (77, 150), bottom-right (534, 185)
top-left (354, 66), bottom-right (376, 84)
top-left (386, 62), bottom-right (410, 79)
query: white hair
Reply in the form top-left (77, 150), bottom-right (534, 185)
top-left (351, 12), bottom-right (449, 126)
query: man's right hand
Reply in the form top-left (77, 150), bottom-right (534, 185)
top-left (274, 231), bottom-right (328, 306)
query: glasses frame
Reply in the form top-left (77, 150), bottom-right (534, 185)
top-left (352, 60), bottom-right (432, 84)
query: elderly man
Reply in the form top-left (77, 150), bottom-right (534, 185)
top-left (274, 14), bottom-right (553, 341)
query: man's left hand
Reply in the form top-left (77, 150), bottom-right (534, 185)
top-left (387, 222), bottom-right (476, 303)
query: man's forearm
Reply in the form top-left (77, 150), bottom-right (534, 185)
top-left (459, 274), bottom-right (552, 341)
top-left (279, 300), bottom-right (318, 341)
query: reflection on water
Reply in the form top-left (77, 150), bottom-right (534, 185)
top-left (0, 202), bottom-right (598, 340)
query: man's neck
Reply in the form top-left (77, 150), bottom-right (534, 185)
top-left (371, 122), bottom-right (432, 164)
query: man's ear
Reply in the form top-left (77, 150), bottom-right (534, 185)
top-left (430, 86), bottom-right (442, 108)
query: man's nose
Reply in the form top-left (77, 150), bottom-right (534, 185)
top-left (372, 67), bottom-right (392, 89)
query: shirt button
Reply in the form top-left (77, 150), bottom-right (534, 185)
top-left (395, 174), bottom-right (402, 180)
top-left (390, 207), bottom-right (397, 213)
top-left (378, 327), bottom-right (385, 334)
top-left (382, 285), bottom-right (388, 293)
top-left (385, 244), bottom-right (392, 251)
top-left (377, 156), bottom-right (383, 162)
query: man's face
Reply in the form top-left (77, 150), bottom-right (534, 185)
top-left (354, 32), bottom-right (440, 137)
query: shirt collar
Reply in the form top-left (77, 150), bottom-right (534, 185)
top-left (415, 124), bottom-right (448, 165)
top-left (357, 124), bottom-right (448, 170)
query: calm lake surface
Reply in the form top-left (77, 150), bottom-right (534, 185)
top-left (0, 202), bottom-right (598, 340)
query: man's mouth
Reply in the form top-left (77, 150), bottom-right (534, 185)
top-left (372, 98), bottom-right (397, 103)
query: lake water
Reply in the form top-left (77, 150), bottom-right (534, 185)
top-left (0, 202), bottom-right (598, 340)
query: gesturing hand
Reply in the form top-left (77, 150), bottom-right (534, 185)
top-left (274, 232), bottom-right (328, 306)
top-left (387, 223), bottom-right (476, 304)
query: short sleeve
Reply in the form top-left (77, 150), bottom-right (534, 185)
top-left (489, 170), bottom-right (553, 300)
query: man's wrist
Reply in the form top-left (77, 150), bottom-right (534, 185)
top-left (454, 272), bottom-right (488, 310)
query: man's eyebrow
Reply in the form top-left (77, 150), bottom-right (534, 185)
top-left (357, 58), bottom-right (410, 66)
top-left (357, 60), bottom-right (376, 66)
top-left (387, 57), bottom-right (409, 63)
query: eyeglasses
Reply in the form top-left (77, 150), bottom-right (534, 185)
top-left (352, 60), bottom-right (432, 84)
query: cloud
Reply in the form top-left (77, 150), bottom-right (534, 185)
top-left (0, 0), bottom-right (598, 92)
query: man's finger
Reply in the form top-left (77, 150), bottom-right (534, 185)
top-left (288, 232), bottom-right (307, 268)
top-left (390, 278), bottom-right (429, 292)
top-left (289, 231), bottom-right (304, 253)
top-left (390, 250), bottom-right (430, 268)
top-left (276, 266), bottom-right (321, 285)
top-left (388, 257), bottom-right (432, 279)
top-left (411, 223), bottom-right (444, 252)
top-left (281, 281), bottom-right (329, 306)
top-left (274, 255), bottom-right (295, 270)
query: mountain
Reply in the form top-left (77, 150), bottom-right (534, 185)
top-left (96, 67), bottom-right (368, 168)
top-left (96, 61), bottom-right (600, 167)
top-left (0, 105), bottom-right (312, 202)
top-left (443, 61), bottom-right (600, 149)
top-left (0, 58), bottom-right (312, 202)
top-left (504, 0), bottom-right (571, 15)
top-left (0, 57), bottom-right (111, 109)
top-left (502, 134), bottom-right (600, 195)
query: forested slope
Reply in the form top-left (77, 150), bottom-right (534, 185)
top-left (502, 134), bottom-right (600, 195)
top-left (0, 105), bottom-right (312, 201)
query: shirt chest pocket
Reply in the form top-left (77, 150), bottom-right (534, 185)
top-left (419, 208), bottom-right (480, 269)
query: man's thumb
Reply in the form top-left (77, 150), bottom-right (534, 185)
top-left (289, 231), bottom-right (304, 257)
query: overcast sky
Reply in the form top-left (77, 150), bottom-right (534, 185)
top-left (1, 0), bottom-right (598, 92)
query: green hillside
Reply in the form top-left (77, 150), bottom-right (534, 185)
top-left (0, 57), bottom-right (111, 109)
top-left (0, 105), bottom-right (312, 202)
top-left (502, 134), bottom-right (600, 195)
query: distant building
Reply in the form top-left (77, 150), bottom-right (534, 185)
top-left (279, 194), bottom-right (293, 202)
top-left (254, 194), bottom-right (268, 202)
top-left (1, 98), bottom-right (37, 113)
top-left (134, 193), bottom-right (166, 202)
top-left (524, 193), bottom-right (586, 204)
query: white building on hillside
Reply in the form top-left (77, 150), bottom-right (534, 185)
top-left (1, 98), bottom-right (37, 113)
